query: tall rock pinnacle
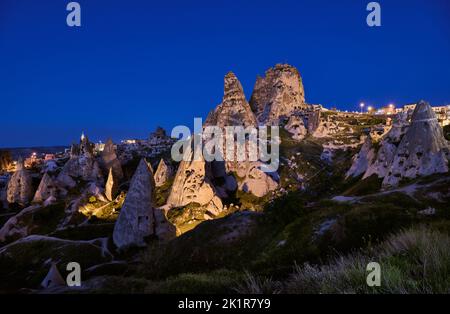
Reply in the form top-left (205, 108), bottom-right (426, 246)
top-left (154, 158), bottom-right (173, 187)
top-left (205, 72), bottom-right (257, 128)
top-left (7, 158), bottom-right (34, 206)
top-left (113, 159), bottom-right (156, 250)
top-left (101, 138), bottom-right (124, 181)
top-left (105, 168), bottom-right (119, 202)
top-left (33, 173), bottom-right (58, 203)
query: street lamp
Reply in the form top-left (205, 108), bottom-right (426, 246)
top-left (367, 106), bottom-right (373, 114)
top-left (360, 102), bottom-right (365, 114)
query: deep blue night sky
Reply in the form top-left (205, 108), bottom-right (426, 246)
top-left (1, 0), bottom-right (449, 147)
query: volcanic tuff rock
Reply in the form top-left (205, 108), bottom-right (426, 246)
top-left (105, 168), bottom-right (119, 202)
top-left (306, 110), bottom-right (321, 133)
top-left (363, 112), bottom-right (409, 179)
top-left (285, 115), bottom-right (308, 141)
top-left (0, 150), bottom-right (12, 172)
top-left (41, 263), bottom-right (66, 289)
top-left (101, 139), bottom-right (124, 181)
top-left (345, 136), bottom-right (376, 178)
top-left (346, 101), bottom-right (450, 186)
top-left (113, 159), bottom-right (175, 250)
top-left (237, 161), bottom-right (279, 197)
top-left (382, 101), bottom-right (450, 187)
top-left (57, 135), bottom-right (103, 188)
top-left (166, 141), bottom-right (223, 214)
top-left (0, 205), bottom-right (42, 242)
top-left (312, 118), bottom-right (341, 138)
top-left (113, 159), bottom-right (155, 249)
top-left (33, 173), bottom-right (59, 203)
top-left (249, 64), bottom-right (307, 125)
top-left (154, 159), bottom-right (173, 187)
top-left (205, 72), bottom-right (257, 128)
top-left (6, 158), bottom-right (34, 206)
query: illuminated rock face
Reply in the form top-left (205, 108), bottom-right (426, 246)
top-left (113, 159), bottom-right (175, 250)
top-left (205, 72), bottom-right (257, 128)
top-left (250, 64), bottom-right (306, 125)
top-left (105, 168), bottom-right (118, 201)
top-left (167, 141), bottom-right (223, 212)
top-left (346, 136), bottom-right (376, 178)
top-left (382, 101), bottom-right (450, 187)
top-left (237, 161), bottom-right (279, 198)
top-left (154, 159), bottom-right (173, 187)
top-left (285, 115), bottom-right (308, 141)
top-left (363, 112), bottom-right (409, 179)
top-left (0, 150), bottom-right (12, 172)
top-left (33, 173), bottom-right (58, 203)
top-left (113, 159), bottom-right (155, 250)
top-left (7, 158), bottom-right (34, 206)
top-left (346, 101), bottom-right (450, 186)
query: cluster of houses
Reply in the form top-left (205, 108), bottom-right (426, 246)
top-left (377, 103), bottom-right (450, 126)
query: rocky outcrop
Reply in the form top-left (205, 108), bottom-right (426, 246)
top-left (285, 115), bottom-right (308, 141)
top-left (382, 101), bottom-right (450, 187)
top-left (346, 136), bottom-right (376, 178)
top-left (306, 110), bottom-right (321, 133)
top-left (0, 150), bottom-right (12, 172)
top-left (154, 159), bottom-right (173, 187)
top-left (113, 159), bottom-right (174, 250)
top-left (148, 126), bottom-right (170, 145)
top-left (0, 205), bottom-right (42, 243)
top-left (6, 158), bottom-right (34, 206)
top-left (237, 161), bottom-right (279, 197)
top-left (33, 173), bottom-right (59, 203)
top-left (205, 72), bottom-right (257, 128)
top-left (347, 101), bottom-right (450, 187)
top-left (167, 142), bottom-right (223, 214)
top-left (105, 168), bottom-right (119, 201)
top-left (312, 119), bottom-right (341, 138)
top-left (249, 64), bottom-right (306, 125)
top-left (0, 202), bottom-right (65, 243)
top-left (154, 207), bottom-right (177, 241)
top-left (203, 70), bottom-right (279, 198)
top-left (0, 235), bottom-right (112, 290)
top-left (113, 159), bottom-right (155, 249)
top-left (41, 263), bottom-right (65, 289)
top-left (57, 134), bottom-right (103, 188)
top-left (363, 112), bottom-right (409, 179)
top-left (101, 139), bottom-right (123, 181)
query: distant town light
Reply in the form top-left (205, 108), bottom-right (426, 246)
top-left (360, 102), bottom-right (365, 114)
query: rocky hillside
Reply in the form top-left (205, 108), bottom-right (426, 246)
top-left (0, 64), bottom-right (449, 294)
top-left (347, 101), bottom-right (450, 187)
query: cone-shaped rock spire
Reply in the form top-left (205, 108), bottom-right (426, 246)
top-left (113, 159), bottom-right (156, 250)
top-left (205, 72), bottom-right (257, 128)
top-left (7, 157), bottom-right (34, 206)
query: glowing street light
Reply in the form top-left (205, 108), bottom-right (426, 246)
top-left (367, 106), bottom-right (373, 113)
top-left (360, 102), bottom-right (365, 114)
